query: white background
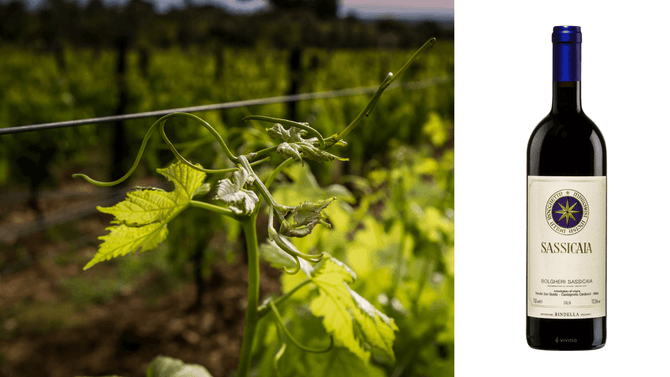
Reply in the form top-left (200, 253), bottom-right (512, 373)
top-left (455, 1), bottom-right (670, 375)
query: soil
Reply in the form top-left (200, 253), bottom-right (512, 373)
top-left (0, 182), bottom-right (282, 377)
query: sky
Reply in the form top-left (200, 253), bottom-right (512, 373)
top-left (208, 0), bottom-right (455, 20)
top-left (338, 0), bottom-right (454, 21)
top-left (149, 0), bottom-right (454, 20)
top-left (12, 0), bottom-right (454, 21)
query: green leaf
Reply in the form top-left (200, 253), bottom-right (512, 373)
top-left (260, 239), bottom-right (297, 270)
top-left (146, 355), bottom-right (213, 377)
top-left (268, 123), bottom-right (347, 164)
top-left (192, 183), bottom-right (211, 197)
top-left (254, 308), bottom-right (384, 377)
top-left (213, 167), bottom-right (258, 215)
top-left (84, 162), bottom-right (206, 270)
top-left (305, 347), bottom-right (387, 377)
top-left (84, 223), bottom-right (169, 270)
top-left (98, 188), bottom-right (177, 226)
top-left (347, 286), bottom-right (398, 363)
top-left (156, 161), bottom-right (209, 202)
top-left (98, 162), bottom-right (207, 226)
top-left (309, 253), bottom-right (397, 363)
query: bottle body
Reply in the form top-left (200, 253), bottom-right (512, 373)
top-left (526, 26), bottom-right (606, 350)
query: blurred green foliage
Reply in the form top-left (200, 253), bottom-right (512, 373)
top-left (0, 43), bottom-right (452, 187)
top-left (251, 112), bottom-right (453, 376)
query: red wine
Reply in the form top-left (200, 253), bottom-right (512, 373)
top-left (526, 26), bottom-right (606, 350)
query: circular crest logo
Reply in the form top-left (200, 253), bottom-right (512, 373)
top-left (545, 189), bottom-right (589, 235)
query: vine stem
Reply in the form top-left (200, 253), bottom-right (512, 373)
top-left (190, 200), bottom-right (238, 219)
top-left (265, 158), bottom-right (295, 188)
top-left (257, 278), bottom-right (312, 318)
top-left (334, 37), bottom-right (436, 141)
top-left (237, 213), bottom-right (260, 377)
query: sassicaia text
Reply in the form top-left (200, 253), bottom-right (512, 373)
top-left (540, 242), bottom-right (592, 254)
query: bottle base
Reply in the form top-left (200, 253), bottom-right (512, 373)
top-left (527, 341), bottom-right (605, 351)
top-left (526, 316), bottom-right (606, 351)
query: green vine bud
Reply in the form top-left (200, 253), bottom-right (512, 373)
top-left (267, 123), bottom-right (348, 165)
top-left (279, 198), bottom-right (335, 238)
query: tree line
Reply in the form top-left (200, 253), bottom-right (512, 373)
top-left (0, 0), bottom-right (453, 51)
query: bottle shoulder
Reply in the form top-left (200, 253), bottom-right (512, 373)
top-left (528, 111), bottom-right (606, 150)
top-left (527, 110), bottom-right (606, 176)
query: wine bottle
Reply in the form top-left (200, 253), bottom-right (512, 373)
top-left (526, 26), bottom-right (606, 350)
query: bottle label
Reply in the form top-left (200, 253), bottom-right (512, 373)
top-left (527, 176), bottom-right (606, 319)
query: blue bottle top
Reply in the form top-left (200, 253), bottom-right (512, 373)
top-left (552, 26), bottom-right (581, 82)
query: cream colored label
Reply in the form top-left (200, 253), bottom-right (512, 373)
top-left (527, 176), bottom-right (606, 319)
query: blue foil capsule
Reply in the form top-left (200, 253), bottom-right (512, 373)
top-left (552, 26), bottom-right (581, 82)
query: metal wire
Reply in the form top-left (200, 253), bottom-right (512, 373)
top-left (0, 75), bottom-right (449, 136)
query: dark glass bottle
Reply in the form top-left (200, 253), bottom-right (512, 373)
top-left (526, 26), bottom-right (606, 350)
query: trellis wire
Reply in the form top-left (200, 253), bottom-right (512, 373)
top-left (0, 75), bottom-right (449, 136)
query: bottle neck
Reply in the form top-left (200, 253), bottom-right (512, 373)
top-left (552, 36), bottom-right (582, 114)
top-left (551, 81), bottom-right (582, 114)
top-left (553, 41), bottom-right (581, 82)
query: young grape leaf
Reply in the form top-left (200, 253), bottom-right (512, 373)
top-left (292, 198), bottom-right (335, 227)
top-left (267, 123), bottom-right (347, 164)
top-left (213, 167), bottom-right (259, 215)
top-left (98, 162), bottom-right (208, 226)
top-left (266, 122), bottom-right (297, 141)
top-left (260, 238), bottom-right (316, 275)
top-left (280, 198), bottom-right (335, 238)
top-left (309, 253), bottom-right (397, 363)
top-left (146, 355), bottom-right (213, 377)
top-left (84, 162), bottom-right (207, 270)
